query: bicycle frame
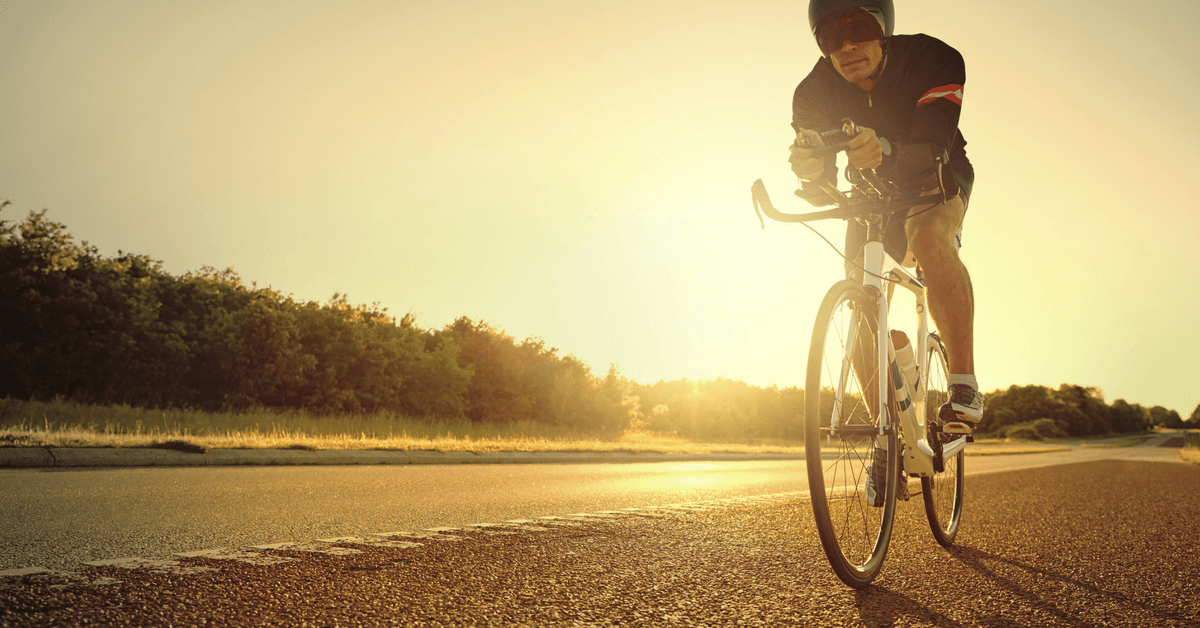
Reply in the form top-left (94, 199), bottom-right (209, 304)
top-left (854, 238), bottom-right (967, 478)
top-left (755, 117), bottom-right (968, 586)
top-left (749, 120), bottom-right (970, 478)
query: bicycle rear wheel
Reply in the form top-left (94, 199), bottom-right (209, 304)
top-left (805, 280), bottom-right (899, 588)
top-left (921, 334), bottom-right (964, 546)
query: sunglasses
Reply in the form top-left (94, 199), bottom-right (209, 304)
top-left (816, 9), bottom-right (884, 56)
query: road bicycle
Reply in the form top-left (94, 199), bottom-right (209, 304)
top-left (751, 119), bottom-right (972, 588)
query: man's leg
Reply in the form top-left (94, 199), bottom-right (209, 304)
top-left (905, 195), bottom-right (983, 424)
top-left (905, 195), bottom-right (972, 374)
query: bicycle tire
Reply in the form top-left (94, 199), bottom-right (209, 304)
top-left (805, 280), bottom-right (899, 588)
top-left (921, 334), bottom-right (964, 546)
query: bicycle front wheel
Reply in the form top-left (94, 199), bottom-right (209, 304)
top-left (805, 280), bottom-right (899, 588)
top-left (921, 334), bottom-right (964, 546)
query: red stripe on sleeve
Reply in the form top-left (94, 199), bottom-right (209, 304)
top-left (916, 83), bottom-right (964, 107)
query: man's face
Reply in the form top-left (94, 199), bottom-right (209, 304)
top-left (830, 39), bottom-right (884, 84)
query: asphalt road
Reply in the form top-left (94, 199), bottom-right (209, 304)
top-left (0, 433), bottom-right (1185, 573)
top-left (2, 458), bottom-right (1197, 627)
top-left (1, 460), bottom-right (817, 572)
top-left (0, 433), bottom-right (1193, 626)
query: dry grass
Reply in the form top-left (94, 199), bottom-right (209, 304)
top-left (952, 434), bottom-right (1072, 455)
top-left (0, 397), bottom-right (805, 455)
top-left (966, 445), bottom-right (1072, 455)
top-left (0, 398), bottom-right (1109, 458)
top-left (1182, 429), bottom-right (1200, 464)
top-left (1, 423), bottom-right (1067, 456)
top-left (0, 427), bottom-right (809, 455)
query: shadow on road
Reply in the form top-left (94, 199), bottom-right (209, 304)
top-left (946, 544), bottom-right (1189, 627)
top-left (854, 586), bottom-right (972, 628)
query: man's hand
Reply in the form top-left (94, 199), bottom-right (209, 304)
top-left (789, 128), bottom-right (825, 181)
top-left (847, 126), bottom-right (883, 170)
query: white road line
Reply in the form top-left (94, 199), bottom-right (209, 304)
top-left (173, 549), bottom-right (295, 566)
top-left (459, 523), bottom-right (520, 536)
top-left (372, 530), bottom-right (465, 542)
top-left (463, 522), bottom-right (551, 531)
top-left (533, 516), bottom-right (585, 527)
top-left (81, 557), bottom-right (217, 575)
top-left (314, 536), bottom-right (424, 549)
top-left (0, 568), bottom-right (121, 589)
top-left (500, 523), bottom-right (552, 531)
top-left (4, 489), bottom-right (819, 586)
top-left (249, 542), bottom-right (363, 556)
top-left (0, 566), bottom-right (51, 577)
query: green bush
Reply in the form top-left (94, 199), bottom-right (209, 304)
top-left (980, 384), bottom-right (1153, 437)
top-left (1002, 424), bottom-right (1043, 441)
top-left (1028, 418), bottom-right (1068, 438)
top-left (999, 418), bottom-right (1069, 441)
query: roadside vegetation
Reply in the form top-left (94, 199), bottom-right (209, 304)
top-left (0, 396), bottom-right (1071, 455)
top-left (1183, 430), bottom-right (1200, 464)
top-left (0, 397), bottom-right (804, 454)
top-left (1, 204), bottom-right (1195, 454)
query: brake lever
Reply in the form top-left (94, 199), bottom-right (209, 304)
top-left (752, 180), bottom-right (766, 229)
top-left (799, 118), bottom-right (860, 158)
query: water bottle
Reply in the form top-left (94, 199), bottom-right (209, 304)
top-left (890, 330), bottom-right (919, 408)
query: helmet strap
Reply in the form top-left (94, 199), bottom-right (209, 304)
top-left (866, 38), bottom-right (889, 82)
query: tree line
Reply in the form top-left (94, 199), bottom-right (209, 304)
top-left (2, 204), bottom-right (1196, 439)
top-left (0, 205), bottom-right (640, 431)
top-left (976, 383), bottom-right (1196, 438)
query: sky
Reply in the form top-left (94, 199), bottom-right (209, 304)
top-left (2, 0), bottom-right (1198, 416)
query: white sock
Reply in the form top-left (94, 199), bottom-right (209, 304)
top-left (948, 373), bottom-right (978, 391)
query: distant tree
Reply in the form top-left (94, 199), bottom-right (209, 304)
top-left (1186, 403), bottom-right (1200, 428)
top-left (1148, 405), bottom-right (1185, 429)
top-left (635, 378), bottom-right (805, 442)
top-left (0, 204), bottom-right (474, 417)
top-left (442, 317), bottom-right (633, 430)
top-left (155, 267), bottom-right (314, 410)
top-left (979, 385), bottom-right (1057, 434)
top-left (1052, 384), bottom-right (1111, 435)
top-left (444, 317), bottom-right (536, 424)
top-left (279, 295), bottom-right (470, 416)
top-left (980, 384), bottom-right (1154, 436)
top-left (0, 208), bottom-right (189, 405)
top-left (1110, 399), bottom-right (1151, 433)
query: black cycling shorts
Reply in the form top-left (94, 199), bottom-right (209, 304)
top-left (844, 170), bottom-right (973, 278)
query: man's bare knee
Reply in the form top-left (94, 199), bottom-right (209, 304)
top-left (905, 198), bottom-right (964, 267)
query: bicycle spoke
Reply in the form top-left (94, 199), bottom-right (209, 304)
top-left (807, 281), bottom-right (897, 587)
top-left (823, 325), bottom-right (881, 565)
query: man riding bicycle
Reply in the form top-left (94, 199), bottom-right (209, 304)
top-left (788, 0), bottom-right (984, 425)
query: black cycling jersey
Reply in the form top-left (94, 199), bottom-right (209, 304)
top-left (792, 33), bottom-right (973, 198)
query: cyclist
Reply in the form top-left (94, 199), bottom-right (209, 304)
top-left (788, 0), bottom-right (983, 426)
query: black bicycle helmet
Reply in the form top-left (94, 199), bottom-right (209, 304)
top-left (808, 0), bottom-right (895, 39)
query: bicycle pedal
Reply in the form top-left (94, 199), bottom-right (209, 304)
top-left (942, 422), bottom-right (973, 435)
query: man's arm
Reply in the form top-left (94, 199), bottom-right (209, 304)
top-left (875, 37), bottom-right (966, 189)
top-left (791, 64), bottom-right (840, 189)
